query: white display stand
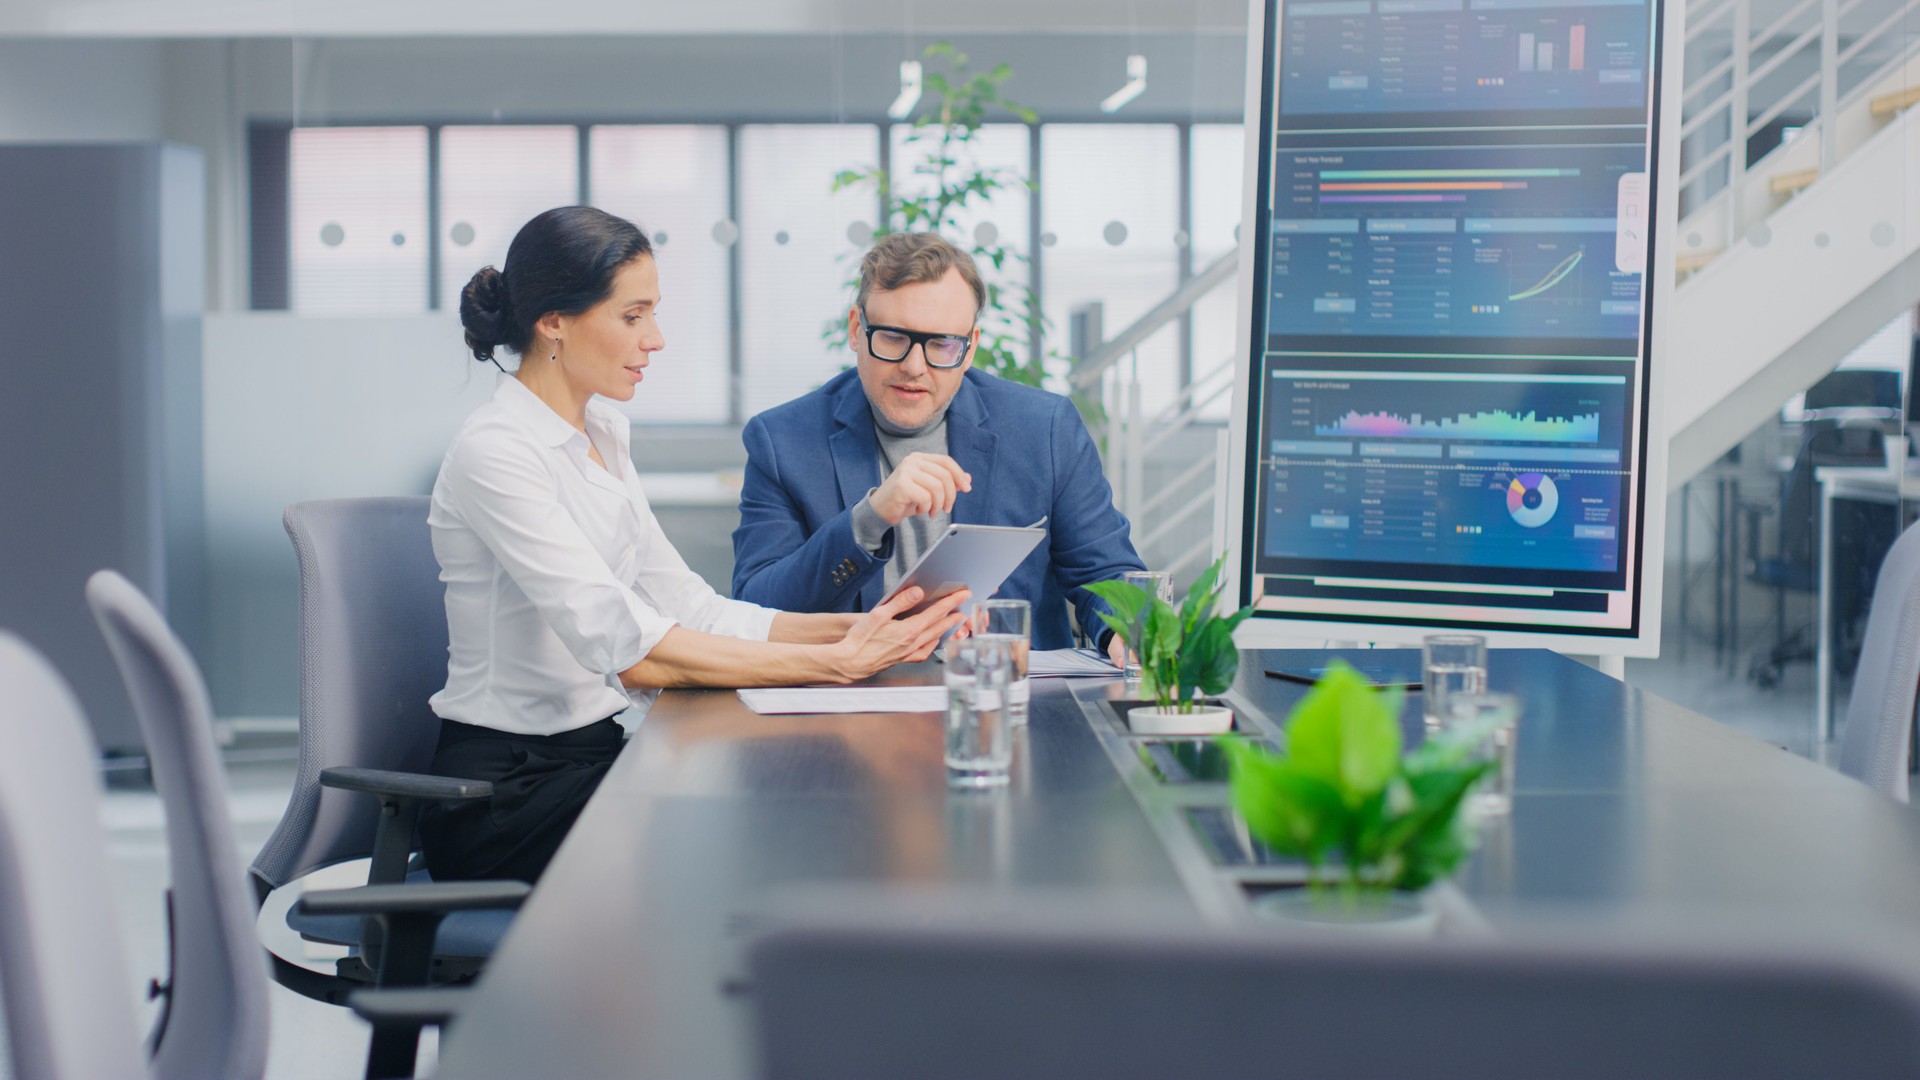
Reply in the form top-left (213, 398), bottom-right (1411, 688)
top-left (1225, 0), bottom-right (1681, 657)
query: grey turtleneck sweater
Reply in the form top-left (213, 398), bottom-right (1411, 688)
top-left (850, 402), bottom-right (953, 595)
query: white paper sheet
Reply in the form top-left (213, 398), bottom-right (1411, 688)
top-left (1028, 648), bottom-right (1123, 678)
top-left (737, 686), bottom-right (949, 715)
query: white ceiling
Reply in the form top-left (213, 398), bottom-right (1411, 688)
top-left (1, 0), bottom-right (1251, 37)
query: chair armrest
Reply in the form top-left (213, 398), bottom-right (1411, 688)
top-left (295, 881), bottom-right (530, 919)
top-left (349, 987), bottom-right (472, 1029)
top-left (320, 766), bottom-right (492, 802)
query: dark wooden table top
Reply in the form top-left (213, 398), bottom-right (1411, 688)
top-left (435, 648), bottom-right (1920, 1079)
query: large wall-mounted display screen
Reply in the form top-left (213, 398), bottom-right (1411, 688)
top-left (1235, 0), bottom-right (1671, 649)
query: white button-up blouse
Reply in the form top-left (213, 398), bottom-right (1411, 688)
top-left (427, 377), bottom-right (776, 735)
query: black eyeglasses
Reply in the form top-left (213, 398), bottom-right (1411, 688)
top-left (859, 315), bottom-right (974, 369)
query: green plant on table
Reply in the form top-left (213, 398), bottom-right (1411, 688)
top-left (1083, 556), bottom-right (1253, 714)
top-left (1224, 662), bottom-right (1491, 906)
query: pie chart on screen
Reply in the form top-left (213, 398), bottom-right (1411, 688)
top-left (1507, 473), bottom-right (1558, 528)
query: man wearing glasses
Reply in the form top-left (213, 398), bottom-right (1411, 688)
top-left (732, 232), bottom-right (1144, 662)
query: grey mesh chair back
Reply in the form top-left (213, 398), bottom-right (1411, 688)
top-left (250, 497), bottom-right (450, 894)
top-left (751, 908), bottom-right (1920, 1080)
top-left (1838, 518), bottom-right (1920, 801)
top-left (0, 635), bottom-right (147, 1080)
top-left (86, 570), bottom-right (271, 1080)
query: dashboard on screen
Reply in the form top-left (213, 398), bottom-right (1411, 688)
top-left (1237, 0), bottom-right (1667, 644)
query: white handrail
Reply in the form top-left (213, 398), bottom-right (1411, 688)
top-left (1678, 0), bottom-right (1920, 245)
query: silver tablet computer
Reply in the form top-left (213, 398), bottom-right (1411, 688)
top-left (886, 523), bottom-right (1046, 615)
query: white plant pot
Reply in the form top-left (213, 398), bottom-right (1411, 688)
top-left (1127, 703), bottom-right (1234, 736)
top-left (1252, 888), bottom-right (1439, 939)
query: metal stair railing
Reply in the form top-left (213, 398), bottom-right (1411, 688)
top-left (1069, 247), bottom-right (1240, 580)
top-left (1679, 0), bottom-right (1920, 255)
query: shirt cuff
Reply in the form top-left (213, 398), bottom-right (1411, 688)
top-left (851, 491), bottom-right (896, 558)
top-left (703, 599), bottom-right (779, 643)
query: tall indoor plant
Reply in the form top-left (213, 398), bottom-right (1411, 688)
top-left (1224, 662), bottom-right (1492, 927)
top-left (828, 43), bottom-right (1083, 406)
top-left (1084, 556), bottom-right (1253, 735)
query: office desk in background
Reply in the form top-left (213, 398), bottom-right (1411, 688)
top-left (434, 651), bottom-right (1920, 1080)
top-left (1815, 465), bottom-right (1920, 744)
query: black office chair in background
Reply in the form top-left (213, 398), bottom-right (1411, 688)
top-left (1744, 369), bottom-right (1901, 688)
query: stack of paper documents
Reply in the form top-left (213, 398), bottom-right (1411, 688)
top-left (737, 686), bottom-right (948, 715)
top-left (1028, 648), bottom-right (1123, 678)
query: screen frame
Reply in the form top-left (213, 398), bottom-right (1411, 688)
top-left (1224, 0), bottom-right (1677, 656)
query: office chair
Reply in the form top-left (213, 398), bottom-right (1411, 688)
top-left (750, 903), bottom-right (1920, 1080)
top-left (249, 498), bottom-right (522, 987)
top-left (89, 566), bottom-right (524, 1080)
top-left (1836, 520), bottom-right (1920, 801)
top-left (1745, 372), bottom-right (1898, 688)
top-left (0, 634), bottom-right (149, 1080)
top-left (84, 570), bottom-right (272, 1080)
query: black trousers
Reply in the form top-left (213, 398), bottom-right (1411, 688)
top-left (416, 716), bottom-right (624, 885)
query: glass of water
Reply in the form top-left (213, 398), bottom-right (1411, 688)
top-left (1422, 633), bottom-right (1487, 729)
top-left (945, 639), bottom-right (1013, 788)
top-left (1118, 571), bottom-right (1175, 680)
top-left (972, 599), bottom-right (1032, 725)
top-left (1444, 692), bottom-right (1522, 815)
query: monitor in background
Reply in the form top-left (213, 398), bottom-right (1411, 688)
top-left (1802, 368), bottom-right (1900, 417)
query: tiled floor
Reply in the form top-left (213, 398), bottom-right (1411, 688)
top-left (83, 633), bottom-right (1879, 1080)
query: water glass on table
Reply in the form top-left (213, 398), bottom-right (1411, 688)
top-left (945, 639), bottom-right (1013, 788)
top-left (1119, 570), bottom-right (1175, 680)
top-left (1422, 633), bottom-right (1487, 729)
top-left (1443, 692), bottom-right (1522, 815)
top-left (971, 599), bottom-right (1032, 725)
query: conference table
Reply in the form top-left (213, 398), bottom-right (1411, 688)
top-left (434, 649), bottom-right (1920, 1080)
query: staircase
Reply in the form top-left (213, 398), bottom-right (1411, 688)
top-left (1665, 0), bottom-right (1920, 487)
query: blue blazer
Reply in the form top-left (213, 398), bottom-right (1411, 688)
top-left (732, 368), bottom-right (1145, 650)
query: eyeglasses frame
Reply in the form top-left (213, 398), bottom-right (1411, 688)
top-left (857, 313), bottom-right (977, 370)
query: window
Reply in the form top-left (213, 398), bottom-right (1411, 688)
top-left (1040, 124), bottom-right (1182, 407)
top-left (736, 124), bottom-right (881, 418)
top-left (266, 118), bottom-right (1242, 425)
top-left (1190, 124), bottom-right (1246, 420)
top-left (439, 126), bottom-right (580, 313)
top-left (590, 125), bottom-right (733, 424)
top-left (288, 126), bottom-right (429, 313)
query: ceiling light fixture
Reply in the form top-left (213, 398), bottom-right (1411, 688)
top-left (888, 60), bottom-right (924, 120)
top-left (1100, 54), bottom-right (1148, 114)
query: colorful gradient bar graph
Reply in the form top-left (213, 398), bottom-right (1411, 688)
top-left (1320, 181), bottom-right (1530, 191)
top-left (1316, 409), bottom-right (1602, 443)
top-left (1318, 168), bottom-right (1580, 180)
top-left (1319, 194), bottom-right (1467, 203)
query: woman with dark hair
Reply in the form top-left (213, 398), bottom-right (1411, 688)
top-left (419, 206), bottom-right (967, 883)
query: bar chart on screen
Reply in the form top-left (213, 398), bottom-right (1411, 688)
top-left (1267, 141), bottom-right (1644, 342)
top-left (1279, 0), bottom-right (1650, 117)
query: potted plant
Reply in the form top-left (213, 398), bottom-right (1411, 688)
top-left (1224, 662), bottom-right (1492, 933)
top-left (1084, 556), bottom-right (1253, 736)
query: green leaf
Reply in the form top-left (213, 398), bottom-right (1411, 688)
top-left (1180, 559), bottom-right (1222, 636)
top-left (1226, 741), bottom-right (1345, 864)
top-left (1176, 619), bottom-right (1240, 700)
top-left (1083, 580), bottom-right (1151, 647)
top-left (1142, 599), bottom-right (1181, 662)
top-left (1282, 663), bottom-right (1401, 806)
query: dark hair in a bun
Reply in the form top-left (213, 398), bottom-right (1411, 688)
top-left (458, 205), bottom-right (653, 366)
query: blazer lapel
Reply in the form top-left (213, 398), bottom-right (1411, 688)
top-left (946, 375), bottom-right (998, 526)
top-left (829, 378), bottom-right (881, 516)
